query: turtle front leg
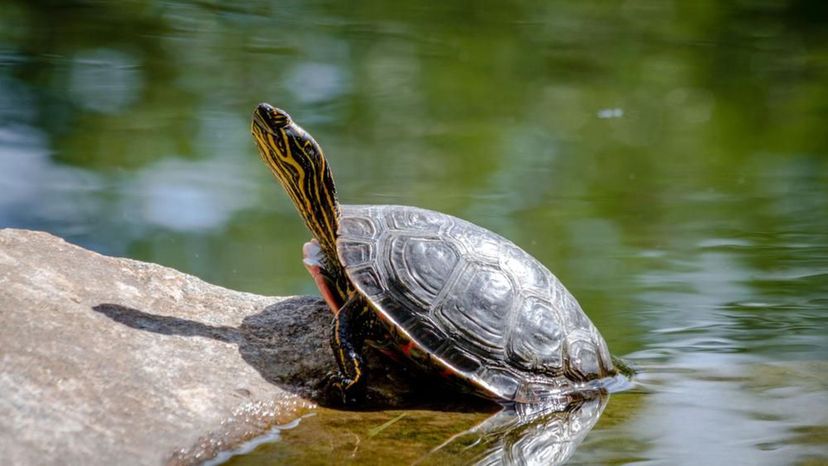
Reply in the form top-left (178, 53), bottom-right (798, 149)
top-left (329, 291), bottom-right (370, 403)
top-left (303, 239), bottom-right (369, 403)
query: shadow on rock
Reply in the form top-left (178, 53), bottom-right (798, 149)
top-left (92, 297), bottom-right (486, 410)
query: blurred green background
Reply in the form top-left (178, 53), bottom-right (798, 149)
top-left (1, 1), bottom-right (826, 464)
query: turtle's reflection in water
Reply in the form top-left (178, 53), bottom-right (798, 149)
top-left (422, 394), bottom-right (608, 466)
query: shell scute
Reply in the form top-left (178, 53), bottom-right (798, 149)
top-left (479, 367), bottom-right (521, 400)
top-left (388, 208), bottom-right (445, 231)
top-left (505, 295), bottom-right (565, 375)
top-left (348, 265), bottom-right (385, 298)
top-left (435, 265), bottom-right (514, 354)
top-left (449, 222), bottom-right (498, 260)
top-left (339, 214), bottom-right (378, 240)
top-left (500, 244), bottom-right (551, 292)
top-left (442, 347), bottom-right (482, 374)
top-left (338, 241), bottom-right (372, 268)
top-left (391, 236), bottom-right (460, 300)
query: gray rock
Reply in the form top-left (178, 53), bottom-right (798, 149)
top-left (0, 228), bottom-right (423, 466)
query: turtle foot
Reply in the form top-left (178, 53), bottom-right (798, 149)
top-left (318, 370), bottom-right (366, 407)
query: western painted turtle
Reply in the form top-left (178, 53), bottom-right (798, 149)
top-left (251, 103), bottom-right (624, 404)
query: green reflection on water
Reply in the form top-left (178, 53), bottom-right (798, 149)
top-left (1, 0), bottom-right (827, 464)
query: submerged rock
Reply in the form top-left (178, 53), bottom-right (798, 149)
top-left (0, 229), bottom-right (423, 465)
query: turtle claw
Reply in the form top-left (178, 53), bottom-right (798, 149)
top-left (320, 370), bottom-right (366, 406)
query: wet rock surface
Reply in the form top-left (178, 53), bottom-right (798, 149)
top-left (0, 229), bottom-right (427, 466)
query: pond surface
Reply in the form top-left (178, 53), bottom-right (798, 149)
top-left (2, 0), bottom-right (827, 464)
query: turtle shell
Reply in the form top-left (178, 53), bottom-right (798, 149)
top-left (336, 204), bottom-right (615, 402)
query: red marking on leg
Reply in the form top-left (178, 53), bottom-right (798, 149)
top-left (304, 262), bottom-right (341, 314)
top-left (440, 368), bottom-right (455, 379)
top-left (401, 341), bottom-right (416, 357)
top-left (302, 239), bottom-right (344, 314)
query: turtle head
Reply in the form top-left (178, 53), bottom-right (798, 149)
top-left (251, 103), bottom-right (341, 265)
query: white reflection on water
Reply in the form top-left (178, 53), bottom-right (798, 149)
top-left (124, 156), bottom-right (256, 232)
top-left (119, 109), bottom-right (262, 232)
top-left (596, 108), bottom-right (623, 119)
top-left (285, 62), bottom-right (348, 104)
top-left (0, 108), bottom-right (260, 241)
top-left (0, 124), bottom-right (103, 231)
top-left (68, 48), bottom-right (142, 114)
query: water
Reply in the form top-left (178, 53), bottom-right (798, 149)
top-left (1, 0), bottom-right (826, 464)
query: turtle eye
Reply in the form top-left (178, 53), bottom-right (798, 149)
top-left (255, 103), bottom-right (292, 129)
top-left (271, 112), bottom-right (290, 127)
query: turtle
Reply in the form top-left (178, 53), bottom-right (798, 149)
top-left (251, 103), bottom-right (627, 404)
